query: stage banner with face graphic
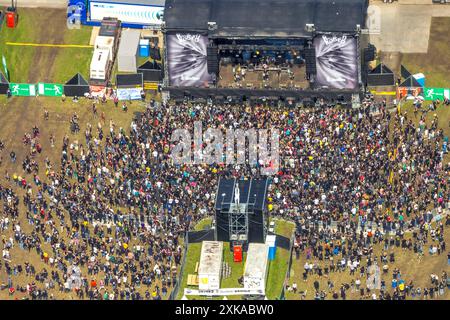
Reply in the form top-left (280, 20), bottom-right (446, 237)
top-left (314, 35), bottom-right (358, 90)
top-left (167, 33), bottom-right (213, 87)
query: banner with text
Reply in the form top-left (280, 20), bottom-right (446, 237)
top-left (117, 87), bottom-right (142, 101)
top-left (9, 83), bottom-right (36, 96)
top-left (167, 33), bottom-right (212, 87)
top-left (423, 87), bottom-right (450, 100)
top-left (314, 34), bottom-right (358, 90)
top-left (38, 83), bottom-right (64, 97)
top-left (184, 288), bottom-right (265, 296)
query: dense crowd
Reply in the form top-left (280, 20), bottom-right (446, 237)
top-left (0, 95), bottom-right (449, 300)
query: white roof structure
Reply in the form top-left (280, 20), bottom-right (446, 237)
top-left (95, 35), bottom-right (114, 47)
top-left (198, 241), bottom-right (223, 276)
top-left (244, 243), bottom-right (269, 278)
top-left (118, 29), bottom-right (141, 57)
top-left (90, 49), bottom-right (110, 70)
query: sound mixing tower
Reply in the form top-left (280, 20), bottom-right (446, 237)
top-left (214, 178), bottom-right (269, 251)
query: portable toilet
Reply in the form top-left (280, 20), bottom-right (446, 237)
top-left (6, 11), bottom-right (17, 28)
top-left (266, 235), bottom-right (277, 261)
top-left (139, 39), bottom-right (150, 57)
top-left (6, 1), bottom-right (18, 29)
top-left (412, 73), bottom-right (425, 87)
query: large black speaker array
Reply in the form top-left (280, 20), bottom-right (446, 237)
top-left (304, 47), bottom-right (317, 75)
top-left (364, 44), bottom-right (376, 63)
top-left (207, 45), bottom-right (219, 74)
top-left (214, 178), bottom-right (268, 245)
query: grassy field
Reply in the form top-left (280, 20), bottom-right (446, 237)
top-left (220, 242), bottom-right (245, 289)
top-left (401, 17), bottom-right (450, 88)
top-left (0, 9), bottom-right (40, 82)
top-left (193, 217), bottom-right (213, 231)
top-left (265, 219), bottom-right (295, 299)
top-left (51, 25), bottom-right (93, 83)
top-left (176, 243), bottom-right (202, 300)
top-left (0, 8), bottom-right (92, 83)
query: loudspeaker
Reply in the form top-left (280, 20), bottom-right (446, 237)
top-left (207, 45), bottom-right (219, 74)
top-left (304, 47), bottom-right (317, 75)
top-left (216, 209), bottom-right (230, 241)
top-left (248, 210), bottom-right (265, 243)
top-left (364, 44), bottom-right (376, 63)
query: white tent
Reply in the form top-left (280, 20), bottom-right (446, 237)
top-left (117, 29), bottom-right (140, 73)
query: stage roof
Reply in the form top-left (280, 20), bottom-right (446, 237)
top-left (164, 0), bottom-right (368, 38)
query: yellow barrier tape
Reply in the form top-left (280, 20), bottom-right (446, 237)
top-left (370, 90), bottom-right (396, 96)
top-left (6, 42), bottom-right (93, 48)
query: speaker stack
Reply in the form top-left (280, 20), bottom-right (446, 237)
top-left (364, 44), bottom-right (376, 63)
top-left (207, 45), bottom-right (219, 74)
top-left (304, 47), bottom-right (317, 75)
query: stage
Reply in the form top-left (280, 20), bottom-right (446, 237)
top-left (163, 0), bottom-right (369, 105)
top-left (218, 63), bottom-right (309, 90)
top-left (165, 86), bottom-right (357, 105)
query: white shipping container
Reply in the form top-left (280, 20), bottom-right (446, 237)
top-left (95, 36), bottom-right (115, 62)
top-left (90, 49), bottom-right (110, 80)
top-left (198, 241), bottom-right (223, 290)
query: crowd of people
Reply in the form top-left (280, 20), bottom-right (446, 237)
top-left (0, 93), bottom-right (449, 300)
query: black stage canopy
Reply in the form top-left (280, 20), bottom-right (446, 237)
top-left (164, 0), bottom-right (368, 38)
top-left (64, 73), bottom-right (90, 97)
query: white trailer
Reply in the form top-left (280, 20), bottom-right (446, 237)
top-left (90, 48), bottom-right (110, 80)
top-left (95, 36), bottom-right (115, 62)
top-left (198, 241), bottom-right (223, 290)
top-left (244, 243), bottom-right (269, 292)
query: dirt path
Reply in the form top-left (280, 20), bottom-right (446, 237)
top-left (27, 8), bottom-right (67, 83)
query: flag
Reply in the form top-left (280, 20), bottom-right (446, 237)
top-left (2, 55), bottom-right (8, 81)
top-left (389, 170), bottom-right (394, 185)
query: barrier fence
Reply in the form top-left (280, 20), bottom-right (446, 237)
top-left (169, 231), bottom-right (189, 300)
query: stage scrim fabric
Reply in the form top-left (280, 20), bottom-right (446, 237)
top-left (167, 33), bottom-right (213, 87)
top-left (314, 35), bottom-right (358, 90)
